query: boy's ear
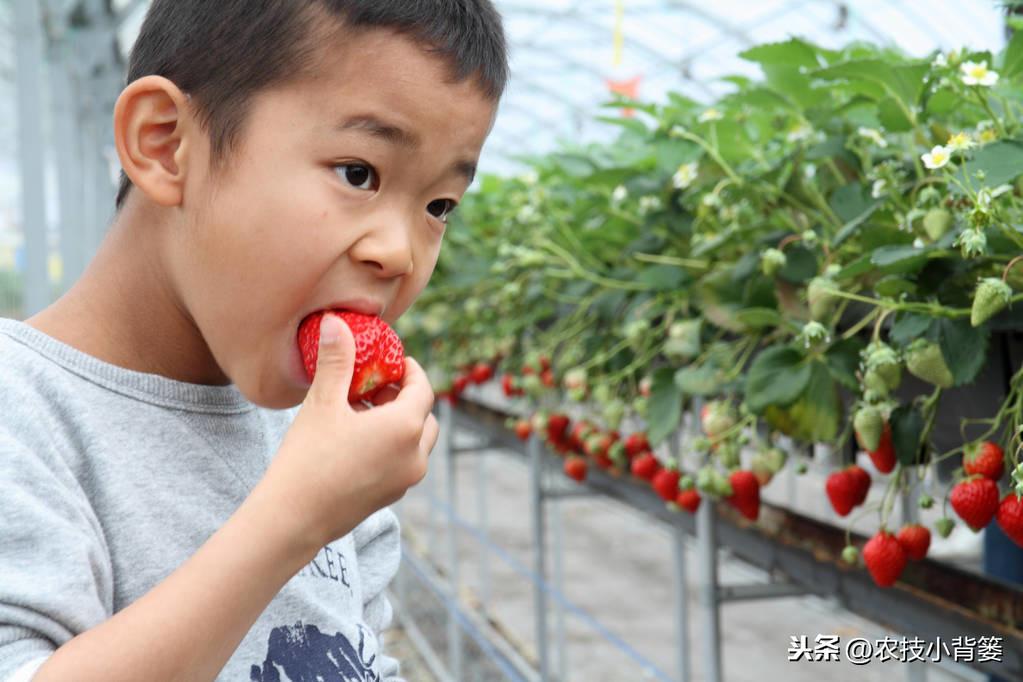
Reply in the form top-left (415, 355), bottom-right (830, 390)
top-left (113, 76), bottom-right (195, 208)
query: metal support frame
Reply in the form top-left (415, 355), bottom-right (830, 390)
top-left (439, 399), bottom-right (464, 681)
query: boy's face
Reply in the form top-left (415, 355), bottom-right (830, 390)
top-left (170, 28), bottom-right (497, 408)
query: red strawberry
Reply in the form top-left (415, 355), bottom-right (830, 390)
top-left (652, 468), bottom-right (681, 502)
top-left (564, 456), bottom-right (587, 483)
top-left (539, 354), bottom-right (551, 372)
top-left (470, 362), bottom-right (493, 384)
top-left (624, 432), bottom-right (650, 458)
top-left (950, 477), bottom-right (1000, 531)
top-left (501, 373), bottom-right (520, 397)
top-left (963, 441), bottom-right (1005, 481)
top-left (847, 465), bottom-right (871, 506)
top-left (540, 368), bottom-right (555, 388)
top-left (630, 451), bottom-right (660, 481)
top-left (298, 311), bottom-right (405, 403)
top-left (545, 414), bottom-right (570, 443)
top-left (825, 468), bottom-right (860, 517)
top-left (863, 530), bottom-right (907, 587)
top-left (896, 524), bottom-right (931, 561)
top-left (514, 419), bottom-right (532, 441)
top-left (676, 489), bottom-right (701, 513)
top-left (996, 493), bottom-right (1023, 549)
top-left (727, 470), bottom-right (761, 521)
top-left (453, 374), bottom-right (470, 396)
top-left (867, 423), bottom-right (896, 474)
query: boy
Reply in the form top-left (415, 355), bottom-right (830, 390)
top-left (0, 1), bottom-right (507, 680)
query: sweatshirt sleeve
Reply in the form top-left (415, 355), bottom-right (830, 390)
top-left (0, 427), bottom-right (114, 680)
top-left (352, 506), bottom-right (404, 682)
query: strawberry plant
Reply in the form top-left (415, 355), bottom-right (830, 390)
top-left (396, 34), bottom-right (1023, 585)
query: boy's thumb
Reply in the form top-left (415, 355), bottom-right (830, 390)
top-left (311, 313), bottom-right (356, 405)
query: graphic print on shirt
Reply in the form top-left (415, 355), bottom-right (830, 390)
top-left (249, 621), bottom-right (380, 682)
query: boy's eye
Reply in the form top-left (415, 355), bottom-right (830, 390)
top-left (336, 164), bottom-right (377, 191)
top-left (427, 199), bottom-right (457, 222)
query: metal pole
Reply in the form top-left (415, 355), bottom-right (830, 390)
top-left (49, 49), bottom-right (86, 295)
top-left (14, 0), bottom-right (51, 318)
top-left (441, 399), bottom-right (463, 681)
top-left (669, 427), bottom-right (691, 682)
top-left (551, 484), bottom-right (568, 682)
top-left (528, 433), bottom-right (550, 680)
top-left (476, 447), bottom-right (492, 616)
top-left (901, 468), bottom-right (927, 682)
top-left (428, 403), bottom-right (443, 565)
top-left (696, 490), bottom-right (722, 682)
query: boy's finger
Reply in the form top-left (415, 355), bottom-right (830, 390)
top-left (392, 356), bottom-right (435, 418)
top-left (368, 384), bottom-right (400, 406)
top-left (420, 413), bottom-right (439, 458)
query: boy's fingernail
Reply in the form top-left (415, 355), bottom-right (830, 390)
top-left (320, 314), bottom-right (342, 345)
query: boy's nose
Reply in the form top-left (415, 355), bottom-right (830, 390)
top-left (347, 210), bottom-right (415, 278)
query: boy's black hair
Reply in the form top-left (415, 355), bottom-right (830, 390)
top-left (114, 0), bottom-right (508, 211)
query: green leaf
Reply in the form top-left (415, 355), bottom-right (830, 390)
top-left (735, 307), bottom-right (783, 330)
top-left (648, 367), bottom-right (683, 445)
top-left (739, 38), bottom-right (823, 68)
top-left (1002, 28), bottom-right (1023, 81)
top-left (877, 96), bottom-right (913, 132)
top-left (889, 404), bottom-right (925, 466)
top-left (825, 337), bottom-right (866, 390)
top-left (763, 361), bottom-right (840, 442)
top-left (778, 245), bottom-right (819, 283)
top-left (638, 265), bottom-right (690, 291)
top-left (874, 276), bottom-right (917, 298)
top-left (675, 365), bottom-right (720, 396)
top-left (745, 346), bottom-right (812, 413)
top-left (889, 313), bottom-right (933, 346)
top-left (936, 318), bottom-right (989, 386)
top-left (813, 59), bottom-right (928, 109)
top-left (830, 182), bottom-right (871, 224)
top-left (954, 140), bottom-right (1023, 190)
top-left (869, 245), bottom-right (929, 274)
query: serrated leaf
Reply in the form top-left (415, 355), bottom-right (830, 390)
top-left (763, 361), bottom-right (840, 442)
top-left (739, 38), bottom-right (823, 68)
top-left (937, 318), bottom-right (989, 386)
top-left (954, 140), bottom-right (1023, 191)
top-left (648, 367), bottom-right (683, 445)
top-left (735, 307), bottom-right (783, 330)
top-left (825, 337), bottom-right (866, 390)
top-left (675, 365), bottom-right (720, 396)
top-left (1002, 27), bottom-right (1023, 80)
top-left (890, 404), bottom-right (925, 466)
top-left (638, 265), bottom-right (690, 291)
top-left (889, 313), bottom-right (933, 346)
top-left (745, 346), bottom-right (812, 413)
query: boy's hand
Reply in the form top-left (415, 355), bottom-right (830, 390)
top-left (258, 313), bottom-right (437, 552)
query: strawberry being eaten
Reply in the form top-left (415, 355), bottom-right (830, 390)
top-left (298, 310), bottom-right (405, 404)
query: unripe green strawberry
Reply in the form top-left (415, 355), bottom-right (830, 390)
top-left (679, 474), bottom-right (695, 490)
top-left (807, 276), bottom-right (838, 321)
top-left (522, 373), bottom-right (544, 396)
top-left (763, 447), bottom-right (787, 473)
top-left (701, 401), bottom-right (736, 438)
top-left (971, 277), bottom-right (1012, 327)
top-left (862, 369), bottom-right (891, 398)
top-left (718, 441), bottom-right (741, 469)
top-left (563, 367), bottom-right (588, 393)
top-left (761, 248), bottom-right (787, 276)
top-left (712, 469), bottom-right (734, 498)
top-left (935, 517), bottom-right (955, 538)
top-left (602, 399), bottom-right (626, 430)
top-left (905, 339), bottom-right (954, 388)
top-left (922, 208), bottom-right (953, 241)
top-left (918, 493), bottom-right (934, 509)
top-left (568, 387), bottom-right (587, 402)
top-left (842, 545), bottom-right (859, 564)
top-left (696, 466), bottom-right (716, 494)
top-left (863, 342), bottom-right (902, 392)
top-left (750, 453), bottom-right (774, 487)
top-left (665, 319), bottom-right (702, 360)
top-left (592, 383), bottom-right (613, 405)
top-left (853, 406), bottom-right (884, 452)
top-left (624, 319), bottom-right (651, 343)
top-left (632, 395), bottom-right (649, 417)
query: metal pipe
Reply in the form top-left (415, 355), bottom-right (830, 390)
top-left (528, 433), bottom-right (550, 680)
top-left (441, 399), bottom-right (463, 680)
top-left (552, 490), bottom-right (568, 682)
top-left (669, 427), bottom-right (691, 682)
top-left (476, 449), bottom-right (492, 616)
top-left (696, 491), bottom-right (722, 682)
top-left (14, 0), bottom-right (51, 317)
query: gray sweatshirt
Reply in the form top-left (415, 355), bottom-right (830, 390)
top-left (0, 317), bottom-right (403, 682)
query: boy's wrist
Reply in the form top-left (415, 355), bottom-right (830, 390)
top-left (238, 480), bottom-right (336, 564)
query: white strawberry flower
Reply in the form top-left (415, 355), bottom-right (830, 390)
top-left (946, 131), bottom-right (975, 152)
top-left (701, 193), bottom-right (721, 208)
top-left (611, 185), bottom-right (628, 205)
top-left (698, 108), bottom-right (723, 122)
top-left (639, 195), bottom-right (663, 214)
top-left (672, 162), bottom-right (699, 190)
top-left (931, 52), bottom-right (948, 68)
top-left (912, 237), bottom-right (926, 249)
top-left (960, 60), bottom-right (999, 87)
top-left (857, 127), bottom-right (888, 148)
top-left (871, 179), bottom-right (888, 199)
top-left (786, 123), bottom-right (813, 143)
top-left (921, 145), bottom-right (951, 170)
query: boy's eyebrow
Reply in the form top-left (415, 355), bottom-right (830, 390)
top-left (335, 114), bottom-right (477, 184)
